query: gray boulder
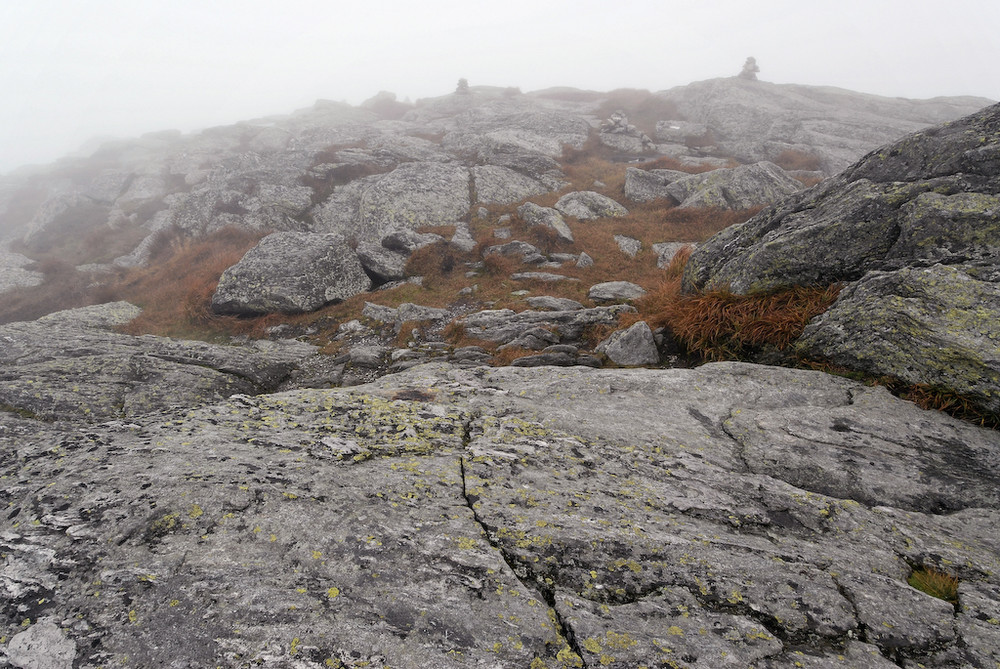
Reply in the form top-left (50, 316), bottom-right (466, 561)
top-left (362, 301), bottom-right (451, 328)
top-left (380, 228), bottom-right (444, 254)
top-left (450, 223), bottom-right (477, 253)
top-left (623, 166), bottom-right (689, 203)
top-left (614, 234), bottom-right (641, 257)
top-left (653, 241), bottom-right (697, 269)
top-left (482, 240), bottom-right (546, 264)
top-left (525, 296), bottom-right (584, 311)
top-left (212, 232), bottom-right (372, 315)
top-left (358, 162), bottom-right (471, 235)
top-left (797, 264), bottom-right (1000, 414)
top-left (510, 271), bottom-right (573, 282)
top-left (666, 160), bottom-right (803, 209)
top-left (0, 249), bottom-right (43, 295)
top-left (596, 321), bottom-right (660, 366)
top-left (588, 280), bottom-right (646, 303)
top-left (471, 165), bottom-right (550, 205)
top-left (517, 202), bottom-right (573, 243)
top-left (554, 190), bottom-right (628, 220)
top-left (355, 241), bottom-right (407, 284)
top-left (313, 162), bottom-right (471, 240)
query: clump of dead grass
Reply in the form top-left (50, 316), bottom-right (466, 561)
top-left (652, 284), bottom-right (842, 361)
top-left (107, 227), bottom-right (276, 339)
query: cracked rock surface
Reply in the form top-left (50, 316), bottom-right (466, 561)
top-left (2, 360), bottom-right (998, 667)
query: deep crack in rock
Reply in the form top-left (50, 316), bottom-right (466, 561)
top-left (458, 450), bottom-right (587, 667)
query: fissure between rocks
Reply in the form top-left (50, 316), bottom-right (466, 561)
top-left (458, 449), bottom-right (587, 666)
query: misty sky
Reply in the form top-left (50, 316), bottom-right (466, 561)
top-left (2, 0), bottom-right (998, 174)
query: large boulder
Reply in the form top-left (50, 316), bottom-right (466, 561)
top-left (796, 264), bottom-right (1000, 414)
top-left (665, 160), bottom-right (803, 209)
top-left (312, 162), bottom-right (471, 239)
top-left (517, 202), bottom-right (573, 243)
top-left (471, 165), bottom-right (550, 205)
top-left (684, 101), bottom-right (1000, 414)
top-left (212, 232), bottom-right (372, 315)
top-left (596, 321), bottom-right (660, 366)
top-left (0, 248), bottom-right (43, 295)
top-left (355, 241), bottom-right (407, 284)
top-left (623, 166), bottom-right (689, 203)
top-left (588, 280), bottom-right (646, 303)
top-left (2, 361), bottom-right (998, 667)
top-left (554, 191), bottom-right (628, 220)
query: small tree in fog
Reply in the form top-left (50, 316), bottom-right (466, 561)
top-left (739, 57), bottom-right (759, 80)
top-left (456, 78), bottom-right (470, 94)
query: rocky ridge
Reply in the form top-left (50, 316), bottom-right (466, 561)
top-left (1, 311), bottom-right (998, 667)
top-left (685, 102), bottom-right (1000, 415)
top-left (1, 82), bottom-right (999, 668)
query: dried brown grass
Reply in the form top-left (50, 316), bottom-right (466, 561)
top-left (108, 227), bottom-right (274, 339)
top-left (654, 284), bottom-right (842, 360)
top-left (774, 149), bottom-right (823, 172)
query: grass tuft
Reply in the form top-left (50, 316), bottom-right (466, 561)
top-left (907, 567), bottom-right (959, 604)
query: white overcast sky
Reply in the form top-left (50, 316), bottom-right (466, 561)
top-left (1, 0), bottom-right (997, 174)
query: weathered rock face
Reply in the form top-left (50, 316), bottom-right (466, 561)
top-left (2, 361), bottom-right (998, 667)
top-left (312, 162), bottom-right (472, 240)
top-left (0, 303), bottom-right (317, 420)
top-left (623, 166), bottom-right (688, 203)
top-left (0, 248), bottom-right (43, 295)
top-left (796, 264), bottom-right (1000, 413)
top-left (665, 161), bottom-right (803, 209)
top-left (596, 320), bottom-right (660, 365)
top-left (471, 165), bottom-right (549, 205)
top-left (659, 76), bottom-right (994, 174)
top-left (212, 231), bottom-right (372, 315)
top-left (517, 202), bottom-right (574, 243)
top-left (555, 191), bottom-right (629, 220)
top-left (684, 102), bottom-right (1000, 413)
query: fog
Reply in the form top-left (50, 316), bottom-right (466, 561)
top-left (2, 0), bottom-right (997, 174)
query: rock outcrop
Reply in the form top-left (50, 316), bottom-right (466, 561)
top-left (212, 232), bottom-right (372, 315)
top-left (685, 102), bottom-right (1000, 414)
top-left (0, 248), bottom-right (43, 295)
top-left (0, 303), bottom-right (317, 420)
top-left (665, 161), bottom-right (803, 209)
top-left (555, 191), bottom-right (629, 220)
top-left (659, 76), bottom-right (994, 174)
top-left (2, 360), bottom-right (998, 667)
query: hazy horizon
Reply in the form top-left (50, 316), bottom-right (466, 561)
top-left (3, 0), bottom-right (998, 175)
